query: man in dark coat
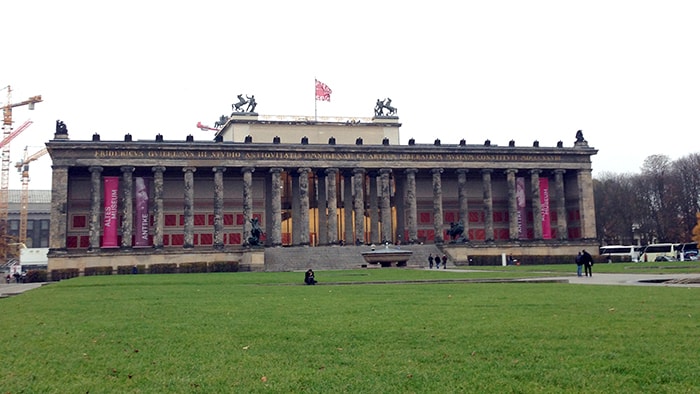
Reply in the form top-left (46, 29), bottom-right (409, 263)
top-left (581, 250), bottom-right (594, 277)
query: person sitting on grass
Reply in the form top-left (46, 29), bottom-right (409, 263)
top-left (304, 269), bottom-right (317, 285)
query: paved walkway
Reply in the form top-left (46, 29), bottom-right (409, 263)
top-left (0, 282), bottom-right (47, 298)
top-left (2, 272), bottom-right (700, 298)
top-left (545, 272), bottom-right (700, 287)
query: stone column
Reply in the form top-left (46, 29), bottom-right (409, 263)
top-left (242, 167), bottom-right (254, 245)
top-left (325, 168), bottom-right (339, 245)
top-left (49, 166), bottom-right (69, 251)
top-left (531, 169), bottom-right (543, 240)
top-left (183, 167), bottom-right (196, 248)
top-left (298, 167), bottom-right (311, 246)
top-left (577, 169), bottom-right (597, 239)
top-left (290, 171), bottom-right (300, 245)
top-left (554, 169), bottom-right (568, 240)
top-left (457, 169), bottom-right (469, 241)
top-left (432, 168), bottom-right (444, 244)
top-left (405, 168), bottom-right (418, 243)
top-left (353, 168), bottom-right (365, 245)
top-left (506, 169), bottom-right (518, 240)
top-left (343, 170), bottom-right (353, 244)
top-left (380, 168), bottom-right (392, 243)
top-left (368, 171), bottom-right (380, 244)
top-left (120, 166), bottom-right (135, 249)
top-left (269, 168), bottom-right (283, 246)
top-left (88, 166), bottom-right (103, 250)
top-left (213, 167), bottom-right (226, 249)
top-left (152, 166), bottom-right (165, 249)
top-left (482, 169), bottom-right (494, 242)
top-left (316, 170), bottom-right (328, 246)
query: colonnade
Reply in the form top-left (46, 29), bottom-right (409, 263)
top-left (49, 163), bottom-right (596, 251)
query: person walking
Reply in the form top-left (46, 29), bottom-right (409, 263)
top-left (435, 255), bottom-right (440, 269)
top-left (575, 252), bottom-right (583, 277)
top-left (442, 254), bottom-right (448, 269)
top-left (581, 249), bottom-right (594, 277)
top-left (428, 254), bottom-right (434, 269)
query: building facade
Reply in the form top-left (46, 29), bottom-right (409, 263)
top-left (46, 114), bottom-right (597, 272)
top-left (7, 189), bottom-right (51, 248)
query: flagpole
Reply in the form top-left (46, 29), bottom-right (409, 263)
top-left (314, 77), bottom-right (318, 122)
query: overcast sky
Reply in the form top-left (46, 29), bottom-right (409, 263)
top-left (4, 1), bottom-right (699, 191)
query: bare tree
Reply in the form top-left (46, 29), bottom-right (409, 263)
top-left (594, 172), bottom-right (640, 245)
top-left (638, 155), bottom-right (677, 242)
top-left (671, 153), bottom-right (700, 240)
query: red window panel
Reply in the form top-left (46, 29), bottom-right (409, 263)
top-left (473, 229), bottom-right (486, 241)
top-left (72, 215), bottom-right (86, 229)
top-left (229, 233), bottom-right (241, 245)
top-left (165, 215), bottom-right (177, 226)
top-left (468, 211), bottom-right (481, 223)
top-left (66, 236), bottom-right (78, 248)
top-left (495, 229), bottom-right (509, 240)
top-left (79, 236), bottom-right (90, 248)
top-left (526, 229), bottom-right (534, 239)
top-left (236, 214), bottom-right (245, 225)
top-left (208, 214), bottom-right (215, 226)
top-left (282, 233), bottom-right (291, 245)
top-left (179, 215), bottom-right (185, 226)
top-left (253, 213), bottom-right (262, 222)
top-left (417, 229), bottom-right (426, 239)
top-left (163, 234), bottom-right (170, 246)
top-left (419, 212), bottom-right (431, 224)
top-left (171, 234), bottom-right (184, 246)
top-left (549, 228), bottom-right (558, 239)
top-left (444, 211), bottom-right (455, 223)
top-left (493, 211), bottom-right (504, 223)
top-left (568, 228), bottom-right (581, 238)
top-left (224, 214), bottom-right (234, 226)
top-left (194, 214), bottom-right (206, 226)
top-left (426, 230), bottom-right (435, 241)
top-left (467, 229), bottom-right (475, 239)
top-left (200, 233), bottom-right (213, 245)
top-left (193, 234), bottom-right (199, 245)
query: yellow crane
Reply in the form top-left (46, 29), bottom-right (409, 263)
top-left (1, 86), bottom-right (42, 257)
top-left (15, 147), bottom-right (48, 245)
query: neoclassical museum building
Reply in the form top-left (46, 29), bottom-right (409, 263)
top-left (46, 105), bottom-right (598, 273)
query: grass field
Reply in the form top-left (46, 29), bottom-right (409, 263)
top-left (1, 267), bottom-right (699, 393)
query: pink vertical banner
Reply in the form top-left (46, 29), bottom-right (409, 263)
top-left (540, 177), bottom-right (551, 239)
top-left (516, 177), bottom-right (527, 239)
top-left (134, 177), bottom-right (150, 247)
top-left (103, 176), bottom-right (119, 248)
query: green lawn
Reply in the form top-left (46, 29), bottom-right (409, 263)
top-left (1, 268), bottom-right (699, 393)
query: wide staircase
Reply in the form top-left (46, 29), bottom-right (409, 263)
top-left (263, 244), bottom-right (445, 271)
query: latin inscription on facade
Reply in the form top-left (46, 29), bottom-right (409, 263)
top-left (93, 149), bottom-right (563, 163)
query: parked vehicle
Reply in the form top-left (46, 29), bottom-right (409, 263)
top-left (599, 245), bottom-right (642, 262)
top-left (655, 255), bottom-right (676, 262)
top-left (683, 250), bottom-right (698, 261)
top-left (639, 243), bottom-right (681, 263)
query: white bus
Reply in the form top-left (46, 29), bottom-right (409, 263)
top-left (639, 243), bottom-right (681, 262)
top-left (599, 245), bottom-right (642, 262)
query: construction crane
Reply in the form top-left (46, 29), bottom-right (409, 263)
top-left (1, 86), bottom-right (42, 258)
top-left (15, 147), bottom-right (48, 244)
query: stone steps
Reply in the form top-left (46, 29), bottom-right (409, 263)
top-left (263, 244), bottom-right (446, 271)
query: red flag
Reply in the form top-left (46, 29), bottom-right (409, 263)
top-left (315, 79), bottom-right (332, 101)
